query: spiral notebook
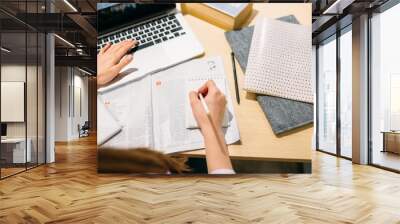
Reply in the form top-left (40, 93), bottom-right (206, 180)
top-left (244, 17), bottom-right (313, 103)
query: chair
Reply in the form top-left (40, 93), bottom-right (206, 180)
top-left (79, 121), bottom-right (90, 138)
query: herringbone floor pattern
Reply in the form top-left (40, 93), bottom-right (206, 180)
top-left (1, 135), bottom-right (399, 224)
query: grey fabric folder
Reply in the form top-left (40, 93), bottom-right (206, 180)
top-left (225, 15), bottom-right (313, 135)
top-left (256, 95), bottom-right (313, 134)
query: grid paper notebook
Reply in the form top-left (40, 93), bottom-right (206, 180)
top-left (225, 15), bottom-right (314, 135)
top-left (225, 15), bottom-right (300, 72)
top-left (244, 17), bottom-right (313, 103)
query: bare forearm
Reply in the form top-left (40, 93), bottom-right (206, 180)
top-left (202, 126), bottom-right (233, 173)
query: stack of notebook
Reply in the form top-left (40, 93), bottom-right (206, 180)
top-left (225, 15), bottom-right (314, 135)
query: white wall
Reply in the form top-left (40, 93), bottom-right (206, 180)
top-left (71, 73), bottom-right (89, 139)
top-left (1, 65), bottom-right (26, 137)
top-left (1, 63), bottom-right (46, 164)
top-left (55, 66), bottom-right (69, 141)
top-left (1, 65), bottom-right (38, 138)
top-left (54, 67), bottom-right (89, 141)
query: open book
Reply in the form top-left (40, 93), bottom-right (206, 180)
top-left (97, 57), bottom-right (240, 154)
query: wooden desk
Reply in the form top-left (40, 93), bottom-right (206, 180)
top-left (181, 3), bottom-right (313, 163)
top-left (1, 138), bottom-right (32, 164)
top-left (381, 131), bottom-right (400, 154)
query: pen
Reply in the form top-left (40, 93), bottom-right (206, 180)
top-left (230, 52), bottom-right (240, 105)
top-left (199, 93), bottom-right (210, 114)
top-left (198, 93), bottom-right (226, 153)
top-left (199, 93), bottom-right (216, 133)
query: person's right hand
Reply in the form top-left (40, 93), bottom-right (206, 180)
top-left (189, 80), bottom-right (227, 132)
top-left (97, 39), bottom-right (137, 87)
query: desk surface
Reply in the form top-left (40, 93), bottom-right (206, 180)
top-left (1, 138), bottom-right (26, 143)
top-left (381, 131), bottom-right (400, 134)
top-left (180, 3), bottom-right (313, 162)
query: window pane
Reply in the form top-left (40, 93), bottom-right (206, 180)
top-left (1, 30), bottom-right (28, 177)
top-left (340, 27), bottom-right (352, 158)
top-left (27, 31), bottom-right (38, 169)
top-left (371, 3), bottom-right (400, 171)
top-left (38, 32), bottom-right (45, 165)
top-left (318, 36), bottom-right (337, 154)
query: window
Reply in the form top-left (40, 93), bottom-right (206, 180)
top-left (317, 35), bottom-right (337, 154)
top-left (0, 1), bottom-right (47, 179)
top-left (316, 25), bottom-right (353, 159)
top-left (339, 26), bottom-right (352, 158)
top-left (371, 2), bottom-right (400, 171)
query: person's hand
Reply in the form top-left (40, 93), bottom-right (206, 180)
top-left (97, 40), bottom-right (137, 87)
top-left (189, 80), bottom-right (227, 132)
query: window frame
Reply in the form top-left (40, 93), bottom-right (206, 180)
top-left (315, 24), bottom-right (353, 160)
top-left (367, 0), bottom-right (400, 173)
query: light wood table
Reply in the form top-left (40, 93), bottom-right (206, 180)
top-left (381, 131), bottom-right (400, 154)
top-left (181, 3), bottom-right (313, 163)
top-left (1, 138), bottom-right (32, 164)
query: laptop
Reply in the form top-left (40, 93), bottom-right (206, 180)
top-left (97, 3), bottom-right (204, 92)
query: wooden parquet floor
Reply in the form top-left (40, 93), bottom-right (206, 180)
top-left (1, 135), bottom-right (400, 224)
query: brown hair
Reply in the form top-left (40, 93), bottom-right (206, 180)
top-left (98, 148), bottom-right (190, 174)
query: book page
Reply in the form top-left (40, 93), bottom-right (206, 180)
top-left (151, 57), bottom-right (240, 154)
top-left (98, 76), bottom-right (153, 149)
top-left (97, 96), bottom-right (122, 146)
top-left (151, 75), bottom-right (204, 153)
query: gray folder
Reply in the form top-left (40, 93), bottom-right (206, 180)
top-left (225, 15), bottom-right (313, 135)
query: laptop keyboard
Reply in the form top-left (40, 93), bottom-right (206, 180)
top-left (97, 14), bottom-right (186, 52)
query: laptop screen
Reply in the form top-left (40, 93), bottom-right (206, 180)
top-left (97, 3), bottom-right (176, 35)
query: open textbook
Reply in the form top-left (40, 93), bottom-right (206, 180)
top-left (97, 57), bottom-right (240, 154)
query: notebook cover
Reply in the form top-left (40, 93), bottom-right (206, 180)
top-left (225, 15), bottom-right (313, 135)
top-left (225, 15), bottom-right (299, 72)
top-left (243, 17), bottom-right (312, 103)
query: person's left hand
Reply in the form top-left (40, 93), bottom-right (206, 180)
top-left (97, 40), bottom-right (137, 87)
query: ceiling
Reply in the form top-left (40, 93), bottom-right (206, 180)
top-left (311, 0), bottom-right (392, 43)
top-left (0, 0), bottom-right (98, 74)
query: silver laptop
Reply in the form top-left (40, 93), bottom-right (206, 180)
top-left (97, 3), bottom-right (204, 91)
